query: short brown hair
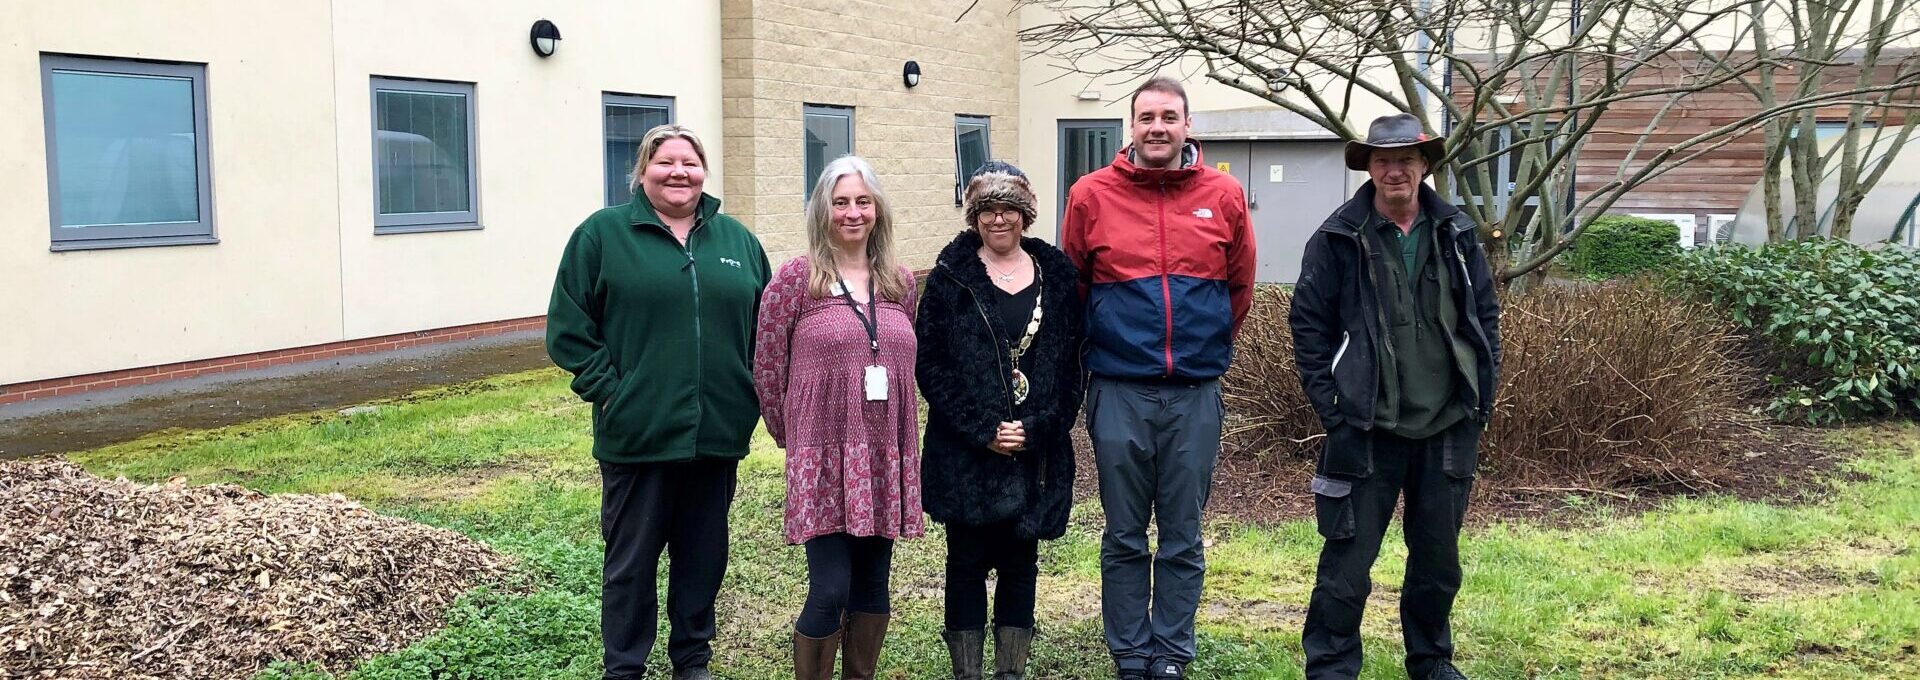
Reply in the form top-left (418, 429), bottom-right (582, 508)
top-left (1130, 76), bottom-right (1189, 118)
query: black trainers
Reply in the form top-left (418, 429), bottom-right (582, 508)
top-left (1148, 661), bottom-right (1184, 679)
top-left (671, 667), bottom-right (712, 680)
top-left (1426, 661), bottom-right (1469, 680)
top-left (1118, 670), bottom-right (1148, 680)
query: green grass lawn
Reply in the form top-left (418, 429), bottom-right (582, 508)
top-left (68, 369), bottom-right (1920, 679)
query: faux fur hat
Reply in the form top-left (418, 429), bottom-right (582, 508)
top-left (964, 160), bottom-right (1038, 229)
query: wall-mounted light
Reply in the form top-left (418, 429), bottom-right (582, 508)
top-left (903, 60), bottom-right (921, 88)
top-left (530, 19), bottom-right (561, 58)
top-left (1076, 90), bottom-right (1102, 101)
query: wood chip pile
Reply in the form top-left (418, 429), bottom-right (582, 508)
top-left (1, 458), bottom-right (511, 679)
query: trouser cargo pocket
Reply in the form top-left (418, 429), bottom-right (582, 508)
top-left (1318, 424), bottom-right (1374, 479)
top-left (1311, 475), bottom-right (1356, 540)
top-left (1440, 420), bottom-right (1483, 479)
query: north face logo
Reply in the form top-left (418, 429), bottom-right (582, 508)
top-left (1192, 208), bottom-right (1213, 219)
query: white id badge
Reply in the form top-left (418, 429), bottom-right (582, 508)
top-left (863, 365), bottom-right (889, 402)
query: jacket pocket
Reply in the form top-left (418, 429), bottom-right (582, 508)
top-left (1311, 475), bottom-right (1356, 540)
top-left (597, 372), bottom-right (663, 452)
top-left (1329, 331), bottom-right (1351, 373)
top-left (1317, 423), bottom-right (1374, 479)
top-left (1328, 331), bottom-right (1351, 407)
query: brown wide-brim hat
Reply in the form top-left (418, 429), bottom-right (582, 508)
top-left (1344, 113), bottom-right (1446, 173)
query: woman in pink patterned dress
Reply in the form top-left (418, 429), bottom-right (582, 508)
top-left (752, 155), bottom-right (922, 680)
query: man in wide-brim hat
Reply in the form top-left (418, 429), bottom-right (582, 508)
top-left (1290, 112), bottom-right (1503, 680)
top-left (1343, 112), bottom-right (1447, 173)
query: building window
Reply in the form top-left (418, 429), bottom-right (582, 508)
top-left (603, 93), bottom-right (674, 207)
top-left (1799, 120), bottom-right (1879, 142)
top-left (804, 104), bottom-right (854, 199)
top-left (40, 55), bottom-right (216, 251)
top-left (1453, 121), bottom-right (1558, 216)
top-left (371, 77), bottom-right (477, 233)
top-left (955, 115), bottom-right (991, 204)
top-left (1058, 119), bottom-right (1122, 236)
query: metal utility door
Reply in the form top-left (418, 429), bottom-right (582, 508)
top-left (1204, 140), bottom-right (1348, 283)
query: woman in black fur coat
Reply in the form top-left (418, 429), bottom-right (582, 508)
top-left (917, 161), bottom-right (1085, 680)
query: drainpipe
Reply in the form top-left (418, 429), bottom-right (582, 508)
top-left (1565, 0), bottom-right (1581, 233)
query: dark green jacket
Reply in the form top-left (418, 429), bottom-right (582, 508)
top-left (546, 194), bottom-right (772, 464)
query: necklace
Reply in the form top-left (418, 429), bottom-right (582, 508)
top-left (983, 251), bottom-right (1027, 284)
top-left (1007, 268), bottom-right (1044, 405)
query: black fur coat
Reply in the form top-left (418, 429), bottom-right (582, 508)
top-left (916, 229), bottom-right (1085, 540)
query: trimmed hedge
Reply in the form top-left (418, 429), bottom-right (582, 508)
top-left (1667, 239), bottom-right (1920, 424)
top-left (1567, 215), bottom-right (1682, 280)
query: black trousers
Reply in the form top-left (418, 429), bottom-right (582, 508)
top-left (600, 458), bottom-right (739, 679)
top-left (1302, 425), bottom-right (1474, 680)
top-left (797, 532), bottom-right (895, 637)
top-left (944, 519), bottom-right (1040, 631)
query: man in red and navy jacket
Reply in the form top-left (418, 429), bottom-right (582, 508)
top-left (1061, 76), bottom-right (1256, 680)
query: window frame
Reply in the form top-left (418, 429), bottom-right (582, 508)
top-left (601, 92), bottom-right (676, 207)
top-left (803, 103), bottom-right (855, 200)
top-left (954, 114), bottom-right (992, 206)
top-left (1452, 120), bottom-right (1559, 216)
top-left (41, 54), bottom-right (217, 251)
top-left (370, 76), bottom-right (480, 234)
top-left (1056, 119), bottom-right (1123, 239)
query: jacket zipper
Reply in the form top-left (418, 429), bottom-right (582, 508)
top-left (653, 219), bottom-right (707, 440)
top-left (1157, 182), bottom-right (1175, 377)
top-left (1448, 225), bottom-right (1493, 421)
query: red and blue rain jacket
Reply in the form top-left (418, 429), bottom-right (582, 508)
top-left (1061, 143), bottom-right (1257, 380)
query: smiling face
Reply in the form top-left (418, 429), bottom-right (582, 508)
top-left (972, 202), bottom-right (1026, 254)
top-left (639, 137), bottom-right (706, 217)
top-left (828, 174), bottom-right (876, 254)
top-left (1368, 146), bottom-right (1428, 206)
top-left (1130, 88), bottom-right (1191, 169)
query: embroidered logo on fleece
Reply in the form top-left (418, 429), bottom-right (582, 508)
top-left (719, 257), bottom-right (743, 269)
top-left (1192, 207), bottom-right (1214, 219)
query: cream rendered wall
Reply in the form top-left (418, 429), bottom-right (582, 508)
top-left (0, 1), bottom-right (344, 384)
top-left (1, 1), bottom-right (721, 384)
top-left (331, 0), bottom-right (723, 339)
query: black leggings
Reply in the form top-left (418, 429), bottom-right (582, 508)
top-left (944, 519), bottom-right (1040, 630)
top-left (796, 533), bottom-right (895, 637)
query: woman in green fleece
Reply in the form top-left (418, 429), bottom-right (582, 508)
top-left (546, 124), bottom-right (771, 680)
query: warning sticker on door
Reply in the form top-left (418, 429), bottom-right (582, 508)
top-left (1269, 165), bottom-right (1285, 182)
top-left (1216, 162), bottom-right (1231, 172)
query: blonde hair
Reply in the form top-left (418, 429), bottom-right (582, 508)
top-left (629, 124), bottom-right (709, 195)
top-left (805, 156), bottom-right (907, 302)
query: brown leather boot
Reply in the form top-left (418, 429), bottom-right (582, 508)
top-left (839, 611), bottom-right (890, 680)
top-left (793, 628), bottom-right (841, 680)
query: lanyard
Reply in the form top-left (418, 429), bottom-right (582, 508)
top-left (835, 270), bottom-right (880, 357)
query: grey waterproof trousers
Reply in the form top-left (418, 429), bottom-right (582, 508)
top-left (1087, 376), bottom-right (1224, 673)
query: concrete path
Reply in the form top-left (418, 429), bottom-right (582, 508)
top-left (0, 332), bottom-right (552, 459)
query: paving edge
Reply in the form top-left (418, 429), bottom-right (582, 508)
top-left (0, 316), bottom-right (547, 406)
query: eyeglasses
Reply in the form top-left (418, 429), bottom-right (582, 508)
top-left (978, 208), bottom-right (1022, 223)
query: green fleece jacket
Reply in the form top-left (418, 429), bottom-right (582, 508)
top-left (546, 194), bottom-right (771, 464)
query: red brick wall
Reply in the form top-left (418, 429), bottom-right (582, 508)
top-left (0, 316), bottom-right (547, 406)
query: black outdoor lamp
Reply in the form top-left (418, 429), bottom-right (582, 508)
top-left (530, 19), bottom-right (561, 58)
top-left (903, 60), bottom-right (921, 88)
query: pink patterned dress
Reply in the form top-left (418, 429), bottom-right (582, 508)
top-left (753, 256), bottom-right (924, 545)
